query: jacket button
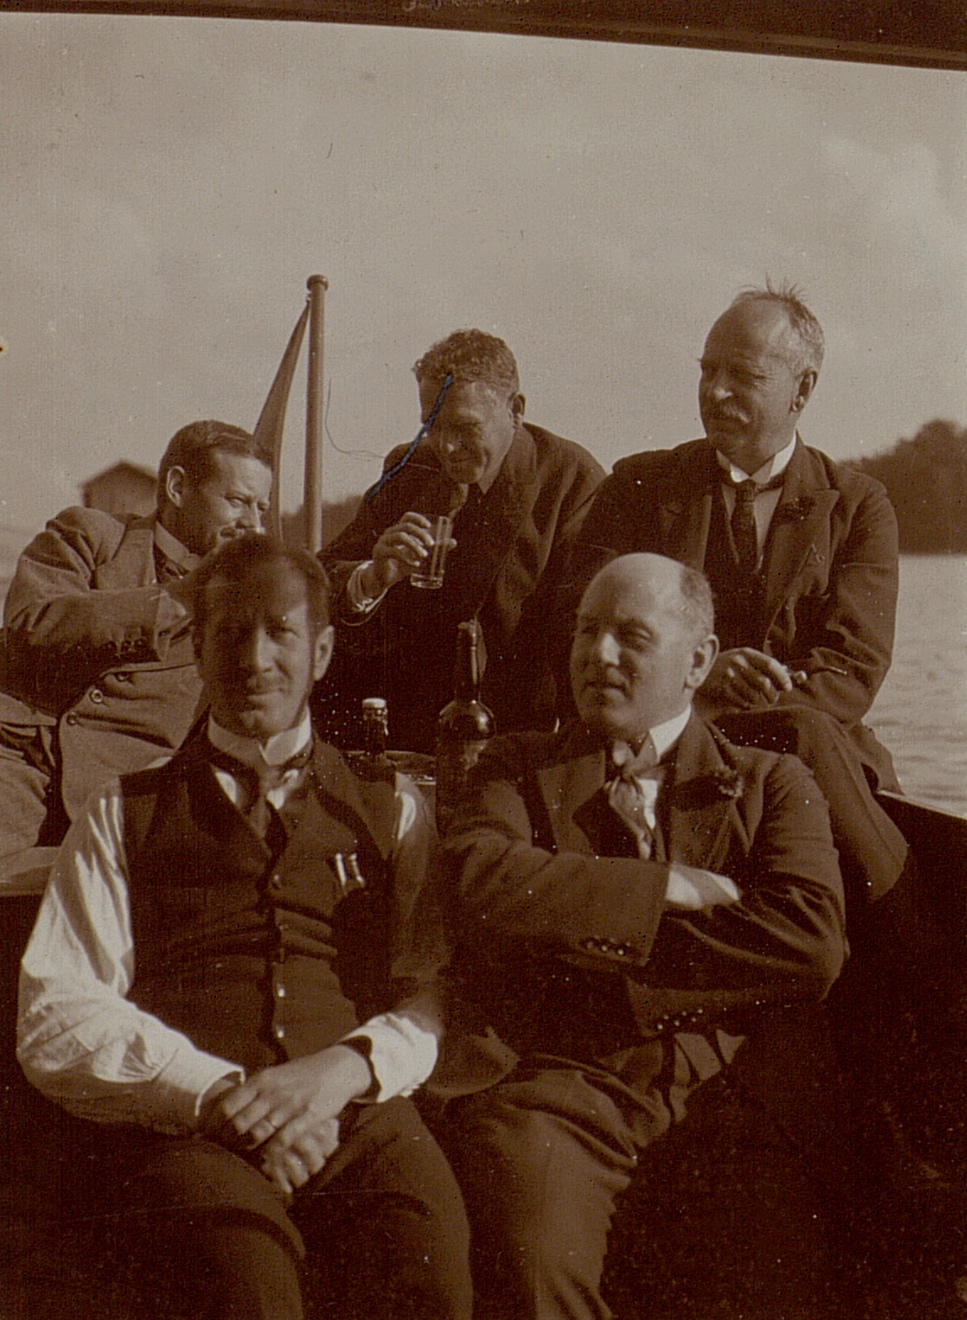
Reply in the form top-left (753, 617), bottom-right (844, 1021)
top-left (89, 689), bottom-right (104, 704)
top-left (65, 713), bottom-right (79, 725)
top-left (273, 1023), bottom-right (286, 1040)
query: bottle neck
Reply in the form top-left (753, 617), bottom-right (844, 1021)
top-left (452, 621), bottom-right (482, 703)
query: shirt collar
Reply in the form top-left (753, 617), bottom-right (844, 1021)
top-left (207, 711), bottom-right (313, 769)
top-left (611, 705), bottom-right (691, 772)
top-left (153, 518), bottom-right (201, 574)
top-left (715, 433), bottom-right (797, 487)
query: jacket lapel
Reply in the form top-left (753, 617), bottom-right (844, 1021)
top-left (762, 441), bottom-right (839, 624)
top-left (660, 715), bottom-right (748, 870)
top-left (533, 718), bottom-right (745, 872)
top-left (93, 516), bottom-right (158, 590)
top-left (534, 725), bottom-right (610, 854)
top-left (656, 444), bottom-right (717, 570)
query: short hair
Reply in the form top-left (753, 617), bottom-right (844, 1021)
top-left (192, 534), bottom-right (331, 638)
top-left (731, 280), bottom-right (825, 375)
top-left (584, 553), bottom-right (715, 645)
top-left (675, 562), bottom-right (715, 643)
top-left (158, 420), bottom-right (273, 496)
top-left (413, 329), bottom-right (520, 397)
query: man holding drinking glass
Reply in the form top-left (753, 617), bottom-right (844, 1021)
top-left (317, 329), bottom-right (603, 751)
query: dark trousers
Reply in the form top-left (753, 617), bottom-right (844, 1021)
top-left (437, 1065), bottom-right (645, 1320)
top-left (88, 1097), bottom-right (472, 1320)
top-left (433, 1024), bottom-right (858, 1320)
top-left (713, 705), bottom-right (908, 911)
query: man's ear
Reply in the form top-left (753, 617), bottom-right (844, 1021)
top-left (687, 634), bottom-right (719, 693)
top-left (312, 625), bottom-right (336, 684)
top-left (510, 392), bottom-right (526, 420)
top-left (165, 465), bottom-right (188, 510)
top-left (792, 369), bottom-right (817, 415)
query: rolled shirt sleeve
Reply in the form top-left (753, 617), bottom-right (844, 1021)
top-left (16, 781), bottom-right (243, 1133)
top-left (18, 765), bottom-right (447, 1124)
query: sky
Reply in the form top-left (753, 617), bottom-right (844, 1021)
top-left (1, 13), bottom-right (965, 532)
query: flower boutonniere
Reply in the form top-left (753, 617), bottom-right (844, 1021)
top-left (708, 767), bottom-right (745, 800)
top-left (774, 496), bottom-right (813, 525)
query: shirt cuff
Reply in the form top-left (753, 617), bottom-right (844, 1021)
top-left (148, 1051), bottom-right (246, 1132)
top-left (341, 1011), bottom-right (440, 1103)
top-left (346, 563), bottom-right (389, 615)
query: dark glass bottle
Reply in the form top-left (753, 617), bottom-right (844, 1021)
top-left (434, 619), bottom-right (495, 830)
top-left (361, 697), bottom-right (390, 760)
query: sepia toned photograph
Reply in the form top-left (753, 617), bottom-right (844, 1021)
top-left (1, 4), bottom-right (966, 1317)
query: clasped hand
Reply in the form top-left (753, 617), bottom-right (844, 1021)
top-left (198, 1043), bottom-right (373, 1195)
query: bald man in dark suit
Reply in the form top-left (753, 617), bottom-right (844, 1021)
top-left (433, 553), bottom-right (846, 1320)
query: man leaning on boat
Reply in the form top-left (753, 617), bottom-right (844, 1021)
top-left (0, 419), bottom-right (272, 865)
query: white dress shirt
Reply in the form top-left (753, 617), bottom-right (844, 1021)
top-left (608, 706), bottom-right (693, 834)
top-left (716, 433), bottom-right (797, 560)
top-left (17, 712), bottom-right (443, 1133)
top-left (610, 707), bottom-right (740, 910)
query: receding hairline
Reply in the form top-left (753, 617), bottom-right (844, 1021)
top-left (580, 554), bottom-right (715, 642)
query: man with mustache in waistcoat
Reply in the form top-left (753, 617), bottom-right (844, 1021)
top-left (17, 534), bottom-right (472, 1320)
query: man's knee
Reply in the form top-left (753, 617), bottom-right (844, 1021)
top-left (440, 1075), bottom-right (637, 1304)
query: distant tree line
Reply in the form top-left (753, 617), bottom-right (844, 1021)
top-left (844, 419), bottom-right (967, 553)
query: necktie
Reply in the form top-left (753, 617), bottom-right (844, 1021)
top-left (450, 483), bottom-right (482, 521)
top-left (607, 739), bottom-right (661, 859)
top-left (209, 744), bottom-right (312, 841)
top-left (728, 473), bottom-right (785, 575)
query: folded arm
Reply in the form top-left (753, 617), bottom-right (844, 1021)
top-left (4, 508), bottom-right (188, 677)
top-left (444, 741), bottom-right (845, 1003)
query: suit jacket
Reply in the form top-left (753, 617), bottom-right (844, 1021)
top-left (569, 438), bottom-right (898, 780)
top-left (0, 506), bottom-right (202, 818)
top-left (317, 422), bottom-right (604, 750)
top-left (436, 716), bottom-right (846, 1098)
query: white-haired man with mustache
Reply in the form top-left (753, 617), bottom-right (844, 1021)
top-left (569, 283), bottom-right (910, 925)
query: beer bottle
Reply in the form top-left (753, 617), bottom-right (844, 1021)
top-left (435, 619), bottom-right (494, 830)
top-left (361, 697), bottom-right (390, 761)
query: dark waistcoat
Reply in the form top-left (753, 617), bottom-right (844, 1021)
top-left (120, 734), bottom-right (399, 1074)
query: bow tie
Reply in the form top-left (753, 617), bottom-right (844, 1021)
top-left (609, 737), bottom-right (659, 780)
top-left (723, 471), bottom-right (786, 495)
